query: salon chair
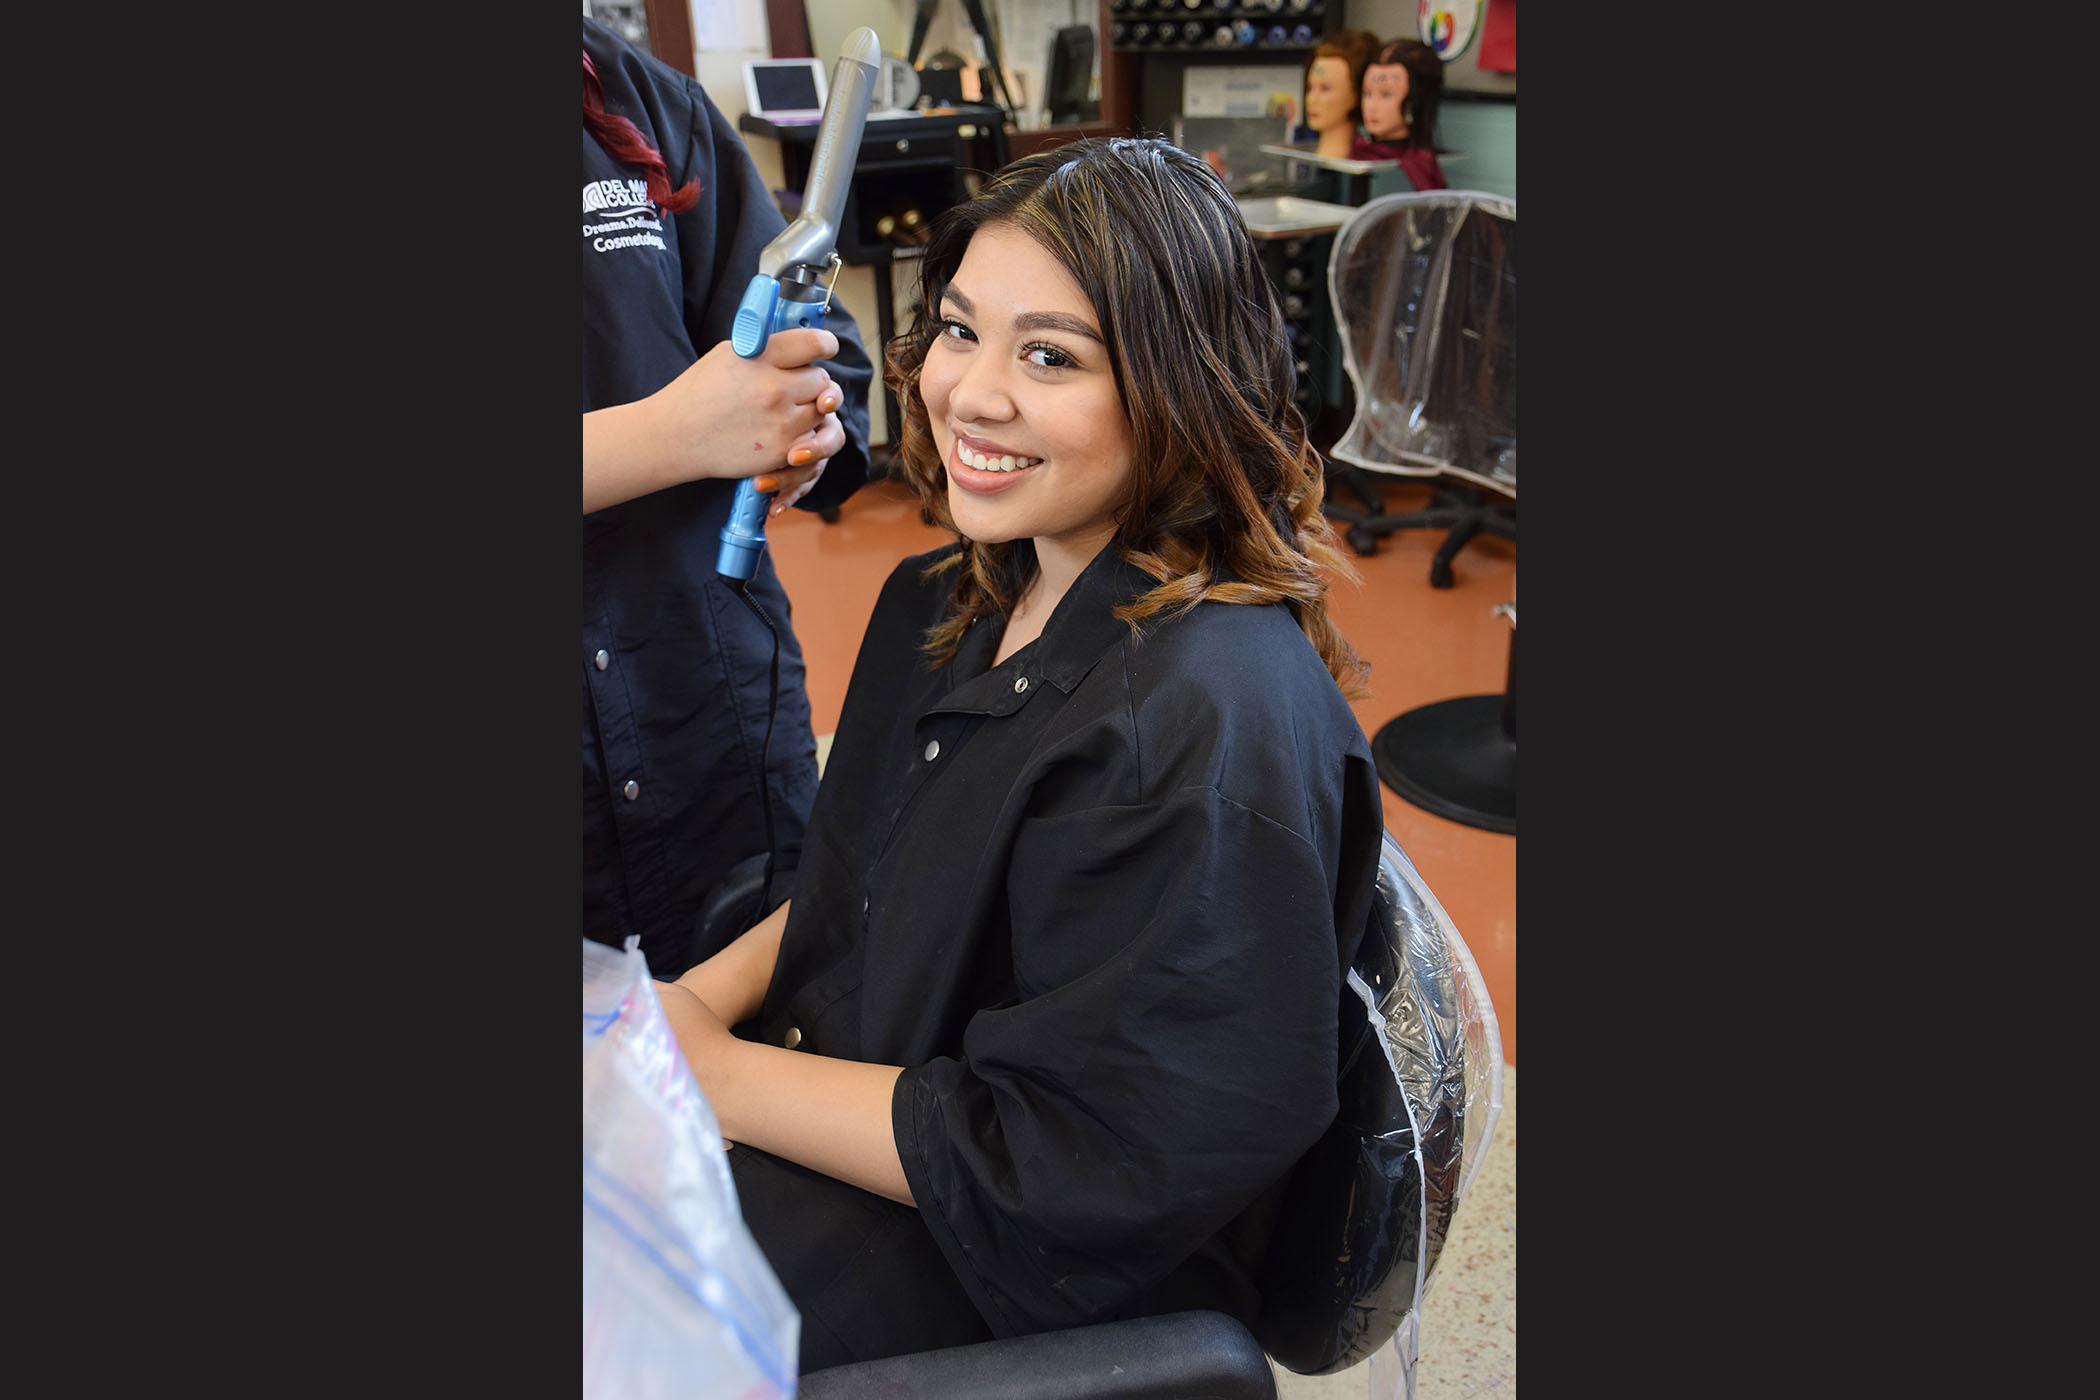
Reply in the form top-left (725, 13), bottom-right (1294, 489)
top-left (1374, 596), bottom-right (1516, 836)
top-left (1321, 191), bottom-right (1516, 590)
top-left (693, 830), bottom-right (1504, 1399)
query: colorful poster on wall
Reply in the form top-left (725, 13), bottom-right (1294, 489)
top-left (1418, 1), bottom-right (1482, 62)
top-left (1477, 0), bottom-right (1516, 73)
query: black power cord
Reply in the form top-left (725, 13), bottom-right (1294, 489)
top-left (727, 576), bottom-right (781, 925)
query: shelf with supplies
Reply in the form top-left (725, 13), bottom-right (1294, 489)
top-left (1117, 0), bottom-right (1353, 446)
top-left (1110, 0), bottom-right (1330, 51)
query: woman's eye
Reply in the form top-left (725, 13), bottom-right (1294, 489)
top-left (1024, 343), bottom-right (1075, 370)
top-left (937, 316), bottom-right (974, 342)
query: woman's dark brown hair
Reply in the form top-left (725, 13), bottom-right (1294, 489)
top-left (882, 136), bottom-right (1369, 699)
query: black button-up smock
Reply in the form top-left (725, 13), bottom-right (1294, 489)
top-left (757, 542), bottom-right (1384, 1340)
top-left (581, 15), bottom-right (873, 975)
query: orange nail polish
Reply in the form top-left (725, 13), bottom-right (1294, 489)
top-left (820, 395), bottom-right (839, 413)
top-left (788, 447), bottom-right (814, 467)
top-left (754, 475), bottom-right (780, 493)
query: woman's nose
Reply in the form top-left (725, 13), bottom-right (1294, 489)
top-left (946, 352), bottom-right (1016, 423)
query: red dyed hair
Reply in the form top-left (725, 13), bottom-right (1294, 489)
top-left (583, 49), bottom-right (701, 215)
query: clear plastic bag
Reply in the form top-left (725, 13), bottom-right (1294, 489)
top-left (583, 936), bottom-right (799, 1400)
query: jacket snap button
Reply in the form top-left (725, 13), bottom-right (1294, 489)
top-left (784, 1026), bottom-right (803, 1049)
top-left (923, 739), bottom-right (940, 761)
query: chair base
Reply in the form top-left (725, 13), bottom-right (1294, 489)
top-left (1322, 467), bottom-right (1514, 589)
top-left (1373, 695), bottom-right (1516, 835)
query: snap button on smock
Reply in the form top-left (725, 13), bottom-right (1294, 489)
top-left (622, 780), bottom-right (639, 800)
top-left (1014, 675), bottom-right (1029, 693)
top-left (924, 739), bottom-right (941, 761)
top-left (594, 649), bottom-right (609, 670)
top-left (784, 1026), bottom-right (803, 1049)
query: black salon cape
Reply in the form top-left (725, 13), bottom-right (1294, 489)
top-left (746, 543), bottom-right (1384, 1357)
top-left (581, 16), bottom-right (874, 975)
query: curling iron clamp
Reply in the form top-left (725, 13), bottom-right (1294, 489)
top-left (717, 26), bottom-right (882, 581)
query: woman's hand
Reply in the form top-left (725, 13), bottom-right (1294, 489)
top-left (656, 975), bottom-right (914, 1205)
top-left (583, 327), bottom-right (850, 514)
top-left (659, 329), bottom-right (846, 490)
top-left (656, 980), bottom-right (742, 1111)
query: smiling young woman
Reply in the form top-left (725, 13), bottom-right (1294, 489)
top-left (656, 136), bottom-right (1386, 1375)
top-left (916, 226), bottom-right (1137, 661)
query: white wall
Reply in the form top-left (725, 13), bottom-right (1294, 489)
top-left (683, 0), bottom-right (774, 122)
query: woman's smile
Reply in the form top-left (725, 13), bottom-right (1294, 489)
top-left (949, 433), bottom-right (1044, 493)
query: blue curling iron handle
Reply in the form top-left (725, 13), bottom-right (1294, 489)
top-left (716, 26), bottom-right (878, 582)
top-left (717, 281), bottom-right (829, 580)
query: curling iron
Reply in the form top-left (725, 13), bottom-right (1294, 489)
top-left (717, 25), bottom-right (882, 581)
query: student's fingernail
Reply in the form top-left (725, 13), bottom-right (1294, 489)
top-left (788, 447), bottom-right (814, 467)
top-left (770, 502), bottom-right (786, 517)
top-left (754, 475), bottom-right (780, 493)
top-left (819, 395), bottom-right (839, 413)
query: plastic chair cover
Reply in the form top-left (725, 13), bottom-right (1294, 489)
top-left (1327, 191), bottom-right (1517, 497)
top-left (1256, 831), bottom-right (1504, 1383)
top-left (1363, 832), bottom-right (1505, 1400)
top-left (583, 936), bottom-right (800, 1400)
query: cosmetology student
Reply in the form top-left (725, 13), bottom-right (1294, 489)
top-left (1352, 37), bottom-right (1450, 191)
top-left (580, 14), bottom-right (876, 978)
top-left (656, 136), bottom-right (1387, 1370)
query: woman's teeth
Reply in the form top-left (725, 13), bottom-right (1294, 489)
top-left (957, 444), bottom-right (1041, 473)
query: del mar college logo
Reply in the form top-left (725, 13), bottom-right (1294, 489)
top-left (583, 177), bottom-right (666, 253)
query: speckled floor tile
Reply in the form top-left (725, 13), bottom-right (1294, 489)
top-left (1273, 1065), bottom-right (1516, 1400)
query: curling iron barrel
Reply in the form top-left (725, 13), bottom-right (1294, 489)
top-left (718, 26), bottom-right (881, 581)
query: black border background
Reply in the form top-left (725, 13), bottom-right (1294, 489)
top-left (168, 1), bottom-right (1839, 1386)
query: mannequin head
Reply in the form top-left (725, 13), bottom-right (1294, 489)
top-left (1302, 29), bottom-right (1380, 159)
top-left (1359, 38), bottom-right (1444, 149)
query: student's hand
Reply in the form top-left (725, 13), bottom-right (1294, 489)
top-left (766, 404), bottom-right (844, 517)
top-left (657, 328), bottom-right (847, 488)
top-left (582, 327), bottom-right (849, 514)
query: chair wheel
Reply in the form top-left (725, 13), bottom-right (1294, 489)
top-left (1429, 559), bottom-right (1455, 588)
top-left (1348, 527), bottom-right (1380, 557)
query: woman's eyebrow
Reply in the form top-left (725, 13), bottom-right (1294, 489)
top-left (1015, 311), bottom-right (1104, 345)
top-left (942, 282), bottom-right (1103, 345)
